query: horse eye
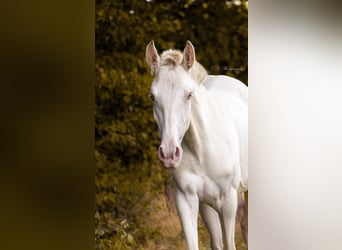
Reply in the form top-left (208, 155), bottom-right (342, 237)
top-left (186, 92), bottom-right (193, 100)
top-left (149, 92), bottom-right (155, 102)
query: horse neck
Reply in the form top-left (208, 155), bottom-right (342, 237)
top-left (180, 63), bottom-right (208, 159)
top-left (182, 85), bottom-right (212, 159)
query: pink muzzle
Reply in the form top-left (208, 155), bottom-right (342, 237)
top-left (158, 140), bottom-right (183, 169)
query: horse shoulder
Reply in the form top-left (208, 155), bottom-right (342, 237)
top-left (202, 75), bottom-right (248, 192)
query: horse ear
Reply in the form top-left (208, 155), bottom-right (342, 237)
top-left (146, 40), bottom-right (160, 74)
top-left (183, 40), bottom-right (196, 70)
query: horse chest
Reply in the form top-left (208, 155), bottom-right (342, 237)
top-left (172, 162), bottom-right (239, 209)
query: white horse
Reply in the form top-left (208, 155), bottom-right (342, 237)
top-left (146, 41), bottom-right (248, 250)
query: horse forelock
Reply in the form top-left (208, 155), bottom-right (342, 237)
top-left (160, 49), bottom-right (183, 67)
top-left (158, 49), bottom-right (208, 84)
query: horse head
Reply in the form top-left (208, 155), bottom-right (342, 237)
top-left (146, 41), bottom-right (201, 169)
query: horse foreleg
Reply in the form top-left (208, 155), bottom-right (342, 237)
top-left (240, 191), bottom-right (248, 247)
top-left (199, 202), bottom-right (223, 250)
top-left (174, 187), bottom-right (199, 250)
top-left (219, 189), bottom-right (238, 250)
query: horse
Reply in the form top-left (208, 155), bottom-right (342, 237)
top-left (145, 40), bottom-right (248, 250)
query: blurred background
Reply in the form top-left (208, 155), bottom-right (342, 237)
top-left (95, 0), bottom-right (248, 249)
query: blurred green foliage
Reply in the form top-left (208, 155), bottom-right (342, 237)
top-left (95, 0), bottom-right (247, 248)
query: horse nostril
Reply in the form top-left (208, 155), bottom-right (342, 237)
top-left (159, 146), bottom-right (166, 160)
top-left (175, 147), bottom-right (181, 158)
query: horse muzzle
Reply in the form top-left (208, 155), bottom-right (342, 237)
top-left (158, 142), bottom-right (183, 169)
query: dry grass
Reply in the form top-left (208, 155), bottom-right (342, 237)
top-left (143, 194), bottom-right (247, 250)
